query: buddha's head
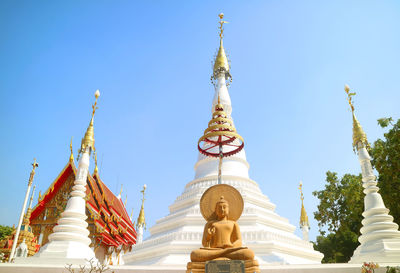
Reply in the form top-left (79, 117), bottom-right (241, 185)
top-left (215, 196), bottom-right (229, 220)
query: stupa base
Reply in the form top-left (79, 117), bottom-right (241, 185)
top-left (14, 241), bottom-right (97, 265)
top-left (349, 238), bottom-right (400, 264)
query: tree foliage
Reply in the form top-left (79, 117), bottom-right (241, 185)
top-left (371, 118), bottom-right (400, 225)
top-left (312, 172), bottom-right (363, 263)
top-left (0, 225), bottom-right (13, 241)
top-left (314, 230), bottom-right (359, 263)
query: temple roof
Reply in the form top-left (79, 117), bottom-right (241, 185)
top-left (30, 159), bottom-right (136, 248)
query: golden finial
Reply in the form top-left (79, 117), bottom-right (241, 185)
top-left (218, 13), bottom-right (228, 40)
top-left (38, 190), bottom-right (42, 202)
top-left (79, 90), bottom-right (100, 156)
top-left (119, 184), bottom-right (123, 198)
top-left (124, 195), bottom-right (128, 206)
top-left (213, 13), bottom-right (231, 81)
top-left (298, 181), bottom-right (309, 228)
top-left (94, 150), bottom-right (98, 174)
top-left (32, 158), bottom-right (39, 170)
top-left (344, 84), bottom-right (356, 112)
top-left (130, 208), bottom-right (134, 219)
top-left (136, 184), bottom-right (147, 229)
top-left (298, 181), bottom-right (304, 201)
top-left (28, 158), bottom-right (39, 186)
top-left (69, 137), bottom-right (74, 162)
top-left (344, 85), bottom-right (369, 150)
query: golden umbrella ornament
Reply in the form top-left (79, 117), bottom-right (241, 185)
top-left (198, 96), bottom-right (244, 184)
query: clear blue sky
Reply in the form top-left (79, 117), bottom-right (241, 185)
top-left (1, 0), bottom-right (399, 242)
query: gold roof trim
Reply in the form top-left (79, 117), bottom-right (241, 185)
top-left (344, 85), bottom-right (369, 150)
top-left (34, 160), bottom-right (75, 207)
top-left (69, 137), bottom-right (74, 162)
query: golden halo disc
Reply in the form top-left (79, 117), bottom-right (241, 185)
top-left (200, 184), bottom-right (244, 221)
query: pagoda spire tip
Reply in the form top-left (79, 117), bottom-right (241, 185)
top-left (212, 13), bottom-right (231, 82)
top-left (136, 184), bottom-right (147, 229)
top-left (344, 85), bottom-right (369, 150)
top-left (79, 90), bottom-right (100, 157)
top-left (298, 181), bottom-right (309, 228)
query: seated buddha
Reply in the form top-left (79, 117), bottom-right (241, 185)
top-left (190, 185), bottom-right (255, 262)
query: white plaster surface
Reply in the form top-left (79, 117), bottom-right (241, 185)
top-left (123, 76), bottom-right (323, 265)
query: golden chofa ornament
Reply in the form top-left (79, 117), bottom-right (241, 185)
top-left (198, 96), bottom-right (244, 184)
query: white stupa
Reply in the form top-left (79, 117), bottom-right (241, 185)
top-left (345, 85), bottom-right (400, 263)
top-left (16, 90), bottom-right (101, 265)
top-left (124, 14), bottom-right (323, 266)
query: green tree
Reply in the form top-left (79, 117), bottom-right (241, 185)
top-left (312, 172), bottom-right (363, 263)
top-left (0, 225), bottom-right (13, 241)
top-left (371, 118), bottom-right (400, 225)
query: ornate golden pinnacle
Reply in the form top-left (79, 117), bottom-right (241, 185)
top-left (28, 158), bottom-right (39, 186)
top-left (344, 85), bottom-right (369, 150)
top-left (298, 181), bottom-right (304, 201)
top-left (298, 181), bottom-right (309, 227)
top-left (344, 84), bottom-right (356, 112)
top-left (80, 90), bottom-right (100, 155)
top-left (137, 184), bottom-right (147, 229)
top-left (218, 13), bottom-right (228, 39)
top-left (212, 13), bottom-right (231, 82)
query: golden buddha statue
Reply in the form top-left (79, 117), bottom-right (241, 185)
top-left (187, 184), bottom-right (259, 273)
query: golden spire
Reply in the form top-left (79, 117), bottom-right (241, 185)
top-left (212, 13), bottom-right (231, 81)
top-left (344, 85), bottom-right (369, 150)
top-left (136, 184), bottom-right (147, 229)
top-left (299, 181), bottom-right (309, 228)
top-left (124, 195), bottom-right (128, 206)
top-left (79, 90), bottom-right (100, 156)
top-left (69, 137), bottom-right (74, 162)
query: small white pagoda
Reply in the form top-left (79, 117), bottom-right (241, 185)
top-left (344, 86), bottom-right (400, 264)
top-left (15, 91), bottom-right (101, 265)
top-left (124, 14), bottom-right (323, 266)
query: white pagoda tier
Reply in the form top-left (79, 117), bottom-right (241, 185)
top-left (124, 15), bottom-right (323, 266)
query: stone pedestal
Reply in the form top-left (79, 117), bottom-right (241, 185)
top-left (187, 259), bottom-right (259, 273)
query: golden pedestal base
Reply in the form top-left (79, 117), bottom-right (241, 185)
top-left (186, 259), bottom-right (260, 273)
